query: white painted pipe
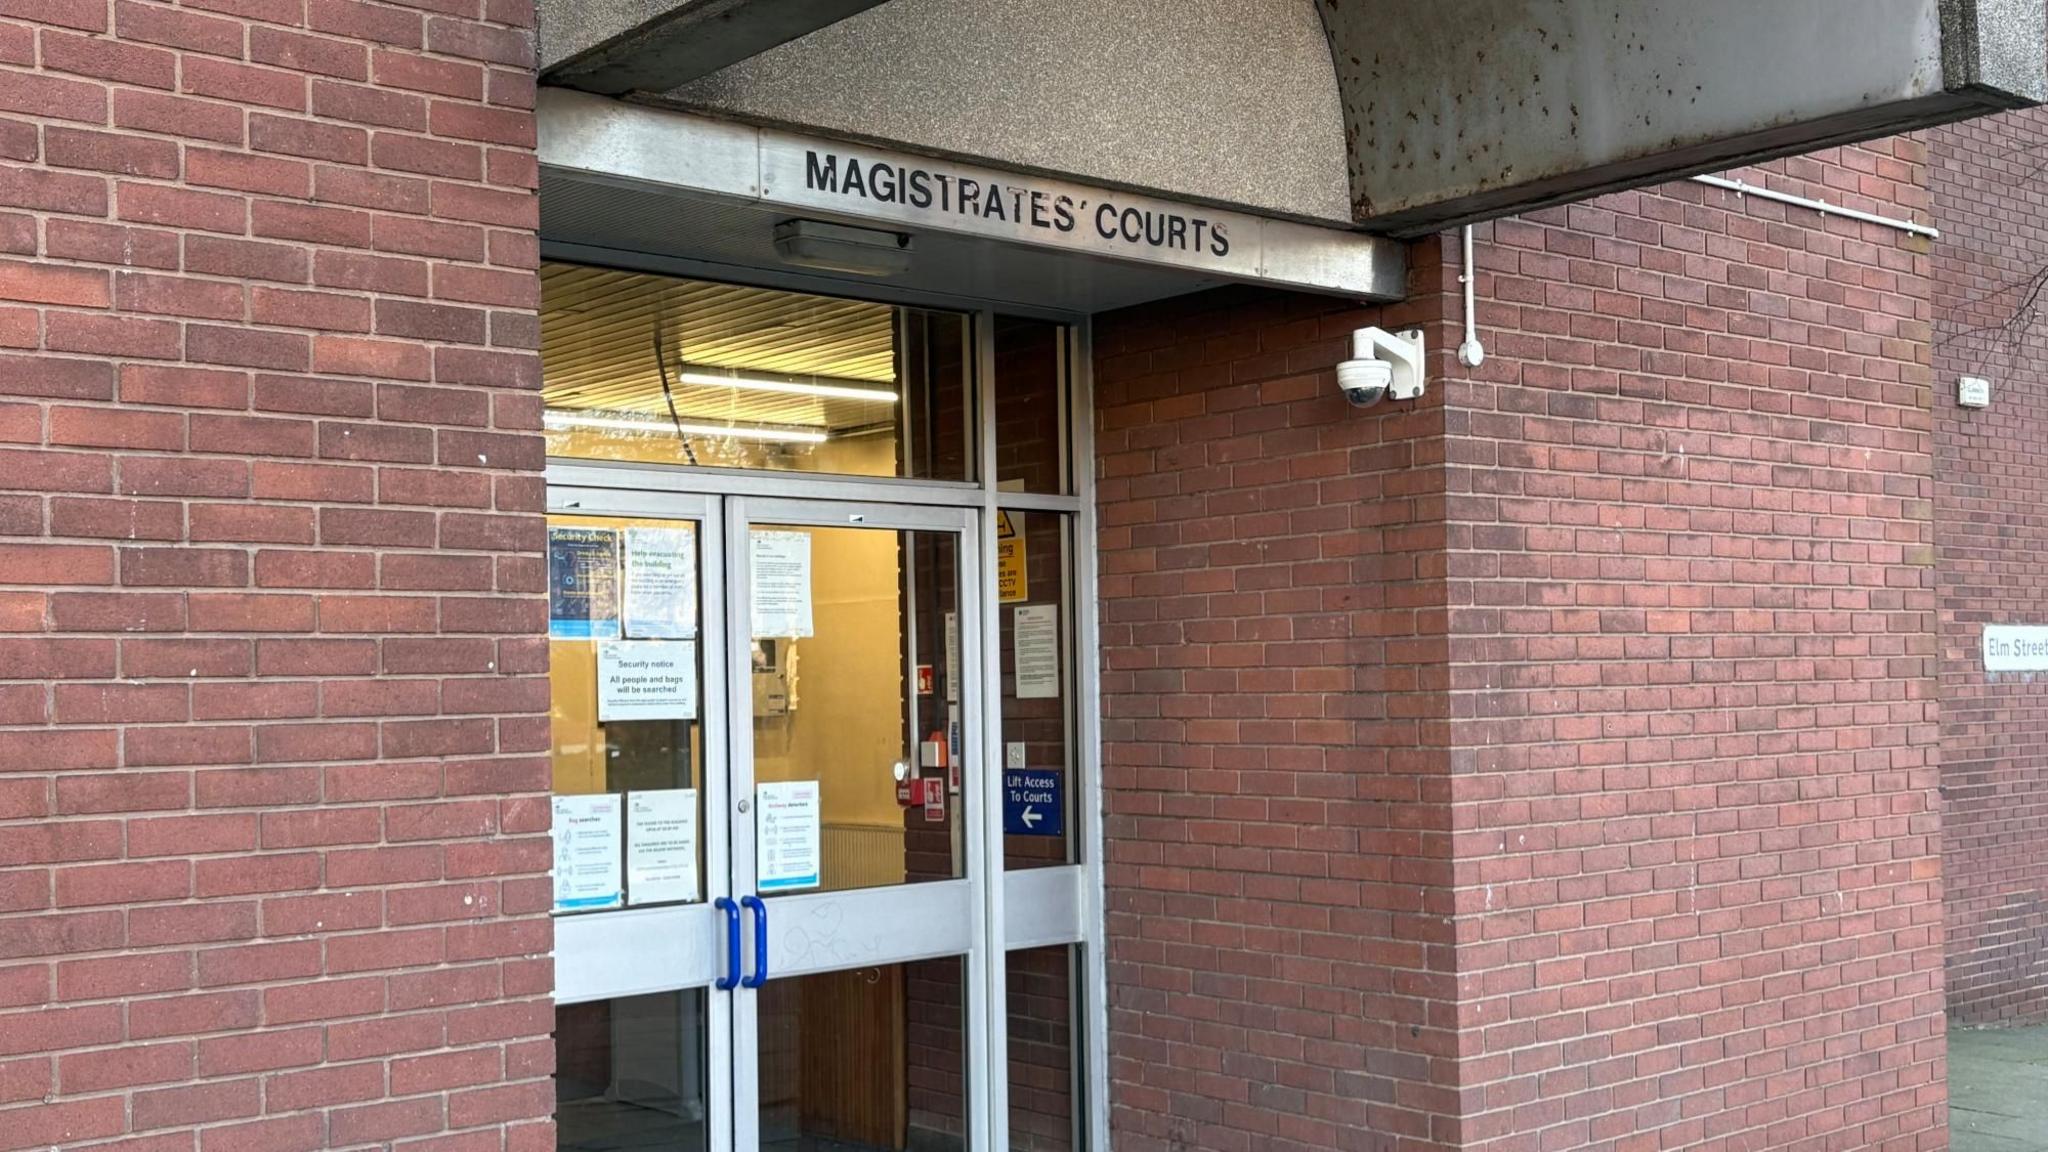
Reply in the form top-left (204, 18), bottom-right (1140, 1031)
top-left (1457, 225), bottom-right (1485, 368)
top-left (1690, 174), bottom-right (1938, 238)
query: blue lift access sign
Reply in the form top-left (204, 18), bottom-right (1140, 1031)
top-left (1002, 770), bottom-right (1063, 836)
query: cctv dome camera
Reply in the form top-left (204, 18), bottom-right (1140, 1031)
top-left (1337, 357), bottom-right (1393, 407)
top-left (1337, 327), bottom-right (1426, 409)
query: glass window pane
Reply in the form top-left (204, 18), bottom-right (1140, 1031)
top-left (756, 957), bottom-right (969, 1150)
top-left (542, 263), bottom-right (974, 482)
top-left (1008, 946), bottom-right (1079, 1151)
top-left (1000, 511), bottom-right (1073, 869)
top-left (751, 524), bottom-right (966, 894)
top-left (993, 315), bottom-right (1068, 495)
top-left (549, 513), bottom-right (706, 913)
top-left (557, 991), bottom-right (712, 1152)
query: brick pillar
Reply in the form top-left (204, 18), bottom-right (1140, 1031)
top-left (0, 6), bottom-right (551, 1152)
top-left (1930, 106), bottom-right (2048, 1027)
top-left (1094, 270), bottom-right (1465, 1152)
top-left (1445, 149), bottom-right (1945, 1151)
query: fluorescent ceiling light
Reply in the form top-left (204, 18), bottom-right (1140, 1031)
top-left (544, 409), bottom-right (829, 444)
top-left (676, 370), bottom-right (897, 403)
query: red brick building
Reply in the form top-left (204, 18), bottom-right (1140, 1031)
top-left (0, 5), bottom-right (2045, 1152)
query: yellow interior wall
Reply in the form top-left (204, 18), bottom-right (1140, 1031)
top-left (551, 637), bottom-right (607, 797)
top-left (752, 518), bottom-right (905, 828)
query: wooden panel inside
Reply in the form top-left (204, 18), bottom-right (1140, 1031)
top-left (795, 966), bottom-right (907, 1149)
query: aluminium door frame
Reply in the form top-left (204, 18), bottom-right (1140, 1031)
top-left (543, 306), bottom-right (1110, 1151)
top-left (724, 494), bottom-right (989, 1152)
top-left (546, 486), bottom-right (735, 1152)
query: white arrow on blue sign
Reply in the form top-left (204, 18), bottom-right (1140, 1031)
top-left (1002, 769), bottom-right (1063, 836)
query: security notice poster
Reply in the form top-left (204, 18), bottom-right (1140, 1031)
top-left (1015, 604), bottom-right (1060, 699)
top-left (621, 526), bottom-right (697, 639)
top-left (549, 527), bottom-right (621, 640)
top-left (552, 793), bottom-right (623, 912)
top-left (996, 509), bottom-right (1028, 603)
top-left (596, 640), bottom-right (698, 722)
top-left (756, 779), bottom-right (821, 892)
top-left (626, 789), bottom-right (699, 905)
top-left (750, 530), bottom-right (814, 638)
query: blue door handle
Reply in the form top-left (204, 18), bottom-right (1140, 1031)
top-left (740, 895), bottom-right (768, 988)
top-left (714, 897), bottom-right (740, 991)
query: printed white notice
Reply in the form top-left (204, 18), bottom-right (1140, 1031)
top-left (1984, 624), bottom-right (2048, 672)
top-left (597, 640), bottom-right (698, 722)
top-left (626, 789), bottom-right (698, 905)
top-left (751, 531), bottom-right (814, 638)
top-left (944, 611), bottom-right (960, 704)
top-left (1014, 604), bottom-right (1059, 699)
top-left (622, 526), bottom-right (697, 639)
top-left (552, 794), bottom-right (623, 912)
top-left (756, 779), bottom-right (821, 892)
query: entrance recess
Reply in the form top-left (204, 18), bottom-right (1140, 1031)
top-left (541, 257), bottom-right (1103, 1151)
top-left (549, 487), bottom-right (1005, 1150)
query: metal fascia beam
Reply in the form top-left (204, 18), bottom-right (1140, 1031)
top-left (536, 90), bottom-right (1410, 304)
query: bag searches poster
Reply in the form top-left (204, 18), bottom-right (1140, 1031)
top-left (552, 794), bottom-right (623, 911)
top-left (756, 779), bottom-right (821, 892)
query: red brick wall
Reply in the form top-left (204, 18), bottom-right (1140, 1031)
top-left (0, 5), bottom-right (552, 1152)
top-left (1448, 150), bottom-right (1945, 1151)
top-left (1930, 107), bottom-right (2048, 1027)
top-left (1098, 146), bottom-right (1947, 1150)
top-left (1094, 266), bottom-right (1465, 1152)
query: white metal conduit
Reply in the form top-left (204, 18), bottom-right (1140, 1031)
top-left (1451, 173), bottom-right (1935, 377)
top-left (1457, 225), bottom-right (1484, 368)
top-left (1689, 174), bottom-right (1939, 238)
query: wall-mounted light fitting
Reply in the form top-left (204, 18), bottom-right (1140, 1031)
top-left (773, 218), bottom-right (914, 277)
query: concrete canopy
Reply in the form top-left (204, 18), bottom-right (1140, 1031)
top-left (1331, 0), bottom-right (2048, 234)
top-left (540, 0), bottom-right (894, 96)
top-left (539, 0), bottom-right (2047, 235)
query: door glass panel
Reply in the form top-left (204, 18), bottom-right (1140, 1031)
top-left (1007, 947), bottom-right (1079, 1151)
top-left (993, 315), bottom-right (1068, 495)
top-left (999, 511), bottom-right (1074, 870)
top-left (750, 523), bottom-right (965, 895)
top-left (756, 957), bottom-right (969, 1151)
top-left (549, 513), bottom-right (708, 912)
top-left (542, 263), bottom-right (975, 482)
top-left (557, 992), bottom-right (712, 1152)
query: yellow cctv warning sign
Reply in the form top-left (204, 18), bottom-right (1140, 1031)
top-left (997, 510), bottom-right (1027, 603)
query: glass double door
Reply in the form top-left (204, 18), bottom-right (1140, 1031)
top-left (550, 489), bottom-right (993, 1152)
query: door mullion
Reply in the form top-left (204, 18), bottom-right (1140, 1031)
top-left (700, 498), bottom-right (737, 1152)
top-left (976, 307), bottom-right (1009, 1152)
top-left (723, 495), bottom-right (762, 1152)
